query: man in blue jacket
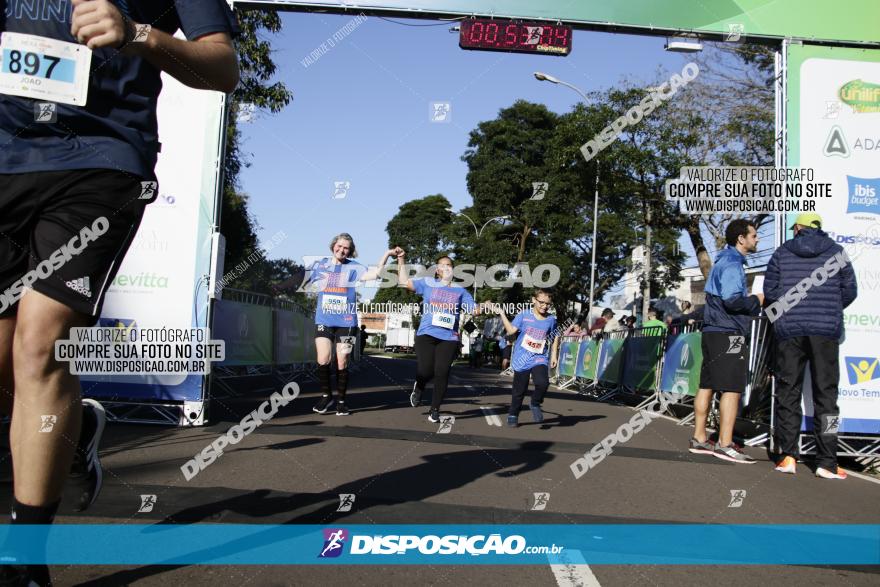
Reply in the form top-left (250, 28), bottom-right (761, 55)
top-left (764, 213), bottom-right (857, 480)
top-left (689, 219), bottom-right (763, 463)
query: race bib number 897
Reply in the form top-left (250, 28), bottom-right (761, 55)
top-left (0, 33), bottom-right (92, 106)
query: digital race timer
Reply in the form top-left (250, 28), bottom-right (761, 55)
top-left (459, 19), bottom-right (572, 56)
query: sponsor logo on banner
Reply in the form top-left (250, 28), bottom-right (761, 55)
top-left (680, 343), bottom-right (690, 368)
top-left (827, 232), bottom-right (880, 248)
top-left (238, 313), bottom-right (250, 338)
top-left (853, 137), bottom-right (880, 152)
top-left (111, 272), bottom-right (170, 289)
top-left (847, 176), bottom-right (880, 215)
top-left (823, 126), bottom-right (849, 157)
top-left (563, 347), bottom-right (575, 368)
top-left (845, 312), bottom-right (880, 330)
top-left (319, 528), bottom-right (348, 558)
top-left (855, 269), bottom-right (880, 290)
top-left (582, 349), bottom-right (593, 370)
top-left (98, 318), bottom-right (138, 342)
top-left (154, 192), bottom-right (177, 207)
top-left (839, 79), bottom-right (880, 113)
top-left (131, 230), bottom-right (170, 253)
top-left (845, 357), bottom-right (880, 385)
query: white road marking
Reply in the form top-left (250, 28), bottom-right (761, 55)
top-left (841, 468), bottom-right (880, 486)
top-left (548, 549), bottom-right (601, 587)
top-left (480, 406), bottom-right (502, 426)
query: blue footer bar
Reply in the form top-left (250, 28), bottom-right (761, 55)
top-left (1, 524), bottom-right (878, 565)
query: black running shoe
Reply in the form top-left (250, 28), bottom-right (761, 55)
top-left (313, 395), bottom-right (334, 414)
top-left (428, 409), bottom-right (440, 423)
top-left (0, 563), bottom-right (50, 586)
top-left (69, 398), bottom-right (106, 512)
top-left (336, 402), bottom-right (350, 416)
top-left (409, 382), bottom-right (422, 407)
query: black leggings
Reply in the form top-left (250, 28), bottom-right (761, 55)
top-left (415, 334), bottom-right (459, 410)
top-left (510, 365), bottom-right (550, 416)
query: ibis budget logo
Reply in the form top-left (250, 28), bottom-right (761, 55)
top-left (847, 176), bottom-right (880, 215)
top-left (839, 79), bottom-right (880, 113)
top-left (845, 357), bottom-right (880, 384)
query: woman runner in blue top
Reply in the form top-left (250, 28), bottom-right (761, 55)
top-left (397, 251), bottom-right (488, 423)
top-left (493, 289), bottom-right (559, 427)
top-left (307, 233), bottom-right (399, 416)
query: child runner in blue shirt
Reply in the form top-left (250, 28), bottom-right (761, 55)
top-left (398, 251), bottom-right (488, 423)
top-left (494, 289), bottom-right (559, 427)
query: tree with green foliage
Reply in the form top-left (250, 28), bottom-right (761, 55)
top-left (385, 195), bottom-right (455, 267)
top-left (459, 97), bottom-right (687, 321)
top-left (665, 42), bottom-right (776, 277)
top-left (221, 9), bottom-right (298, 298)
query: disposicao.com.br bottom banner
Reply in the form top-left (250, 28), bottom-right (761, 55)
top-left (1, 525), bottom-right (878, 565)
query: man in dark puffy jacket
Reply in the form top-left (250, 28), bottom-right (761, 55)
top-left (689, 219), bottom-right (763, 463)
top-left (765, 213), bottom-right (857, 480)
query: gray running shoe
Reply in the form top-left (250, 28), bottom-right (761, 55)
top-left (713, 444), bottom-right (756, 464)
top-left (410, 382), bottom-right (422, 407)
top-left (688, 437), bottom-right (715, 455)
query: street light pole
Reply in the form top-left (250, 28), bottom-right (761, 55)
top-left (446, 208), bottom-right (509, 300)
top-left (534, 72), bottom-right (599, 327)
top-left (587, 168), bottom-right (599, 325)
top-left (642, 203), bottom-right (652, 321)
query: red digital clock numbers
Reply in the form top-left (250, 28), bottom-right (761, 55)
top-left (459, 19), bottom-right (572, 56)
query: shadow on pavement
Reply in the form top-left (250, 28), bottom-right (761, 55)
top-left (82, 442), bottom-right (555, 585)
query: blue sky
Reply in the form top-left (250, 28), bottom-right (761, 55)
top-left (237, 12), bottom-right (757, 299)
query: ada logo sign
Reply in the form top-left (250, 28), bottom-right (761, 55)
top-left (847, 176), bottom-right (880, 215)
top-left (319, 528), bottom-right (348, 558)
top-left (845, 357), bottom-right (880, 385)
top-left (839, 79), bottom-right (880, 114)
top-left (823, 126), bottom-right (849, 158)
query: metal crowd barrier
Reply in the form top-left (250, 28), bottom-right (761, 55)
top-left (211, 288), bottom-right (362, 400)
top-left (553, 318), bottom-right (777, 446)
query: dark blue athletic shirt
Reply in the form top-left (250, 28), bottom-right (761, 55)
top-left (0, 0), bottom-right (238, 179)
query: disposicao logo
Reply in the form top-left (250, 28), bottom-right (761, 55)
top-left (847, 176), bottom-right (880, 215)
top-left (319, 528), bottom-right (348, 558)
top-left (839, 79), bottom-right (880, 113)
top-left (845, 357), bottom-right (880, 385)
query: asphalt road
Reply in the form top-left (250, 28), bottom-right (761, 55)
top-left (3, 356), bottom-right (878, 586)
